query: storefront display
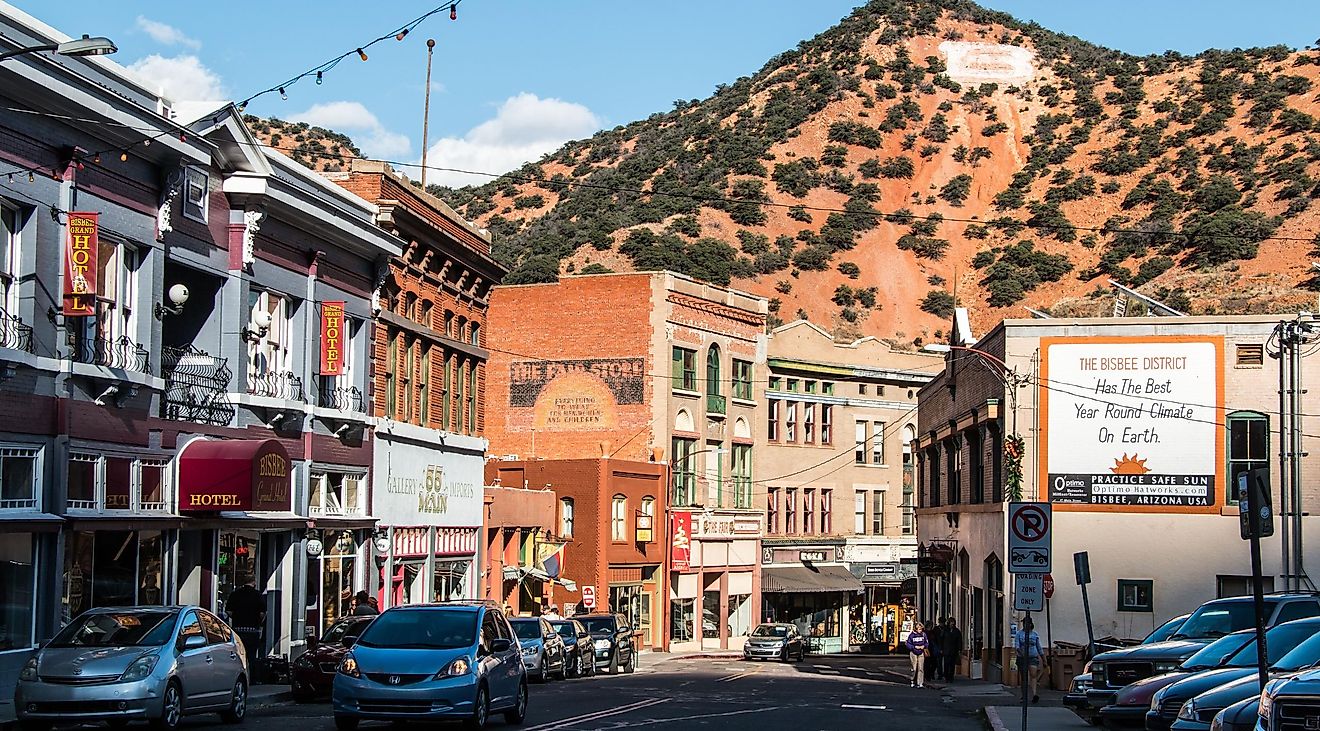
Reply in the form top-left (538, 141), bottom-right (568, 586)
top-left (0, 532), bottom-right (35, 651)
top-left (62, 530), bottom-right (165, 621)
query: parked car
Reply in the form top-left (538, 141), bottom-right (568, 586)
top-left (1098, 629), bottom-right (1256, 728)
top-left (15, 606), bottom-right (248, 731)
top-left (1080, 594), bottom-right (1320, 715)
top-left (510, 617), bottom-right (567, 682)
top-left (1064, 673), bottom-right (1099, 725)
top-left (1164, 620), bottom-right (1320, 731)
top-left (549, 620), bottom-right (595, 678)
top-left (331, 602), bottom-right (527, 730)
top-left (290, 616), bottom-right (376, 701)
top-left (743, 623), bottom-right (805, 662)
top-left (1206, 697), bottom-right (1257, 731)
top-left (576, 613), bottom-right (636, 674)
top-left (1147, 614), bottom-right (1193, 645)
top-left (1146, 617), bottom-right (1320, 730)
top-left (1257, 665), bottom-right (1320, 731)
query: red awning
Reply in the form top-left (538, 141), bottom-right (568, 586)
top-left (178, 439), bottom-right (292, 513)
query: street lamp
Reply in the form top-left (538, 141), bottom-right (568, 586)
top-left (675, 447), bottom-right (726, 508)
top-left (0, 35), bottom-right (118, 62)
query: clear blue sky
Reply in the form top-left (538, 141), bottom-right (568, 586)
top-left (11, 1), bottom-right (1318, 185)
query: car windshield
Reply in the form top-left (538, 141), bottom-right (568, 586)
top-left (1272, 628), bottom-right (1320, 671)
top-left (1225, 623), bottom-right (1320, 668)
top-left (324, 618), bottom-right (371, 644)
top-left (580, 618), bottom-right (616, 635)
top-left (50, 610), bottom-right (178, 648)
top-left (1145, 616), bottom-right (1188, 644)
top-left (355, 610), bottom-right (477, 649)
top-left (1174, 602), bottom-right (1273, 640)
top-left (752, 625), bottom-right (789, 638)
top-left (510, 621), bottom-right (542, 641)
top-left (551, 622), bottom-right (578, 638)
top-left (1183, 632), bottom-right (1253, 669)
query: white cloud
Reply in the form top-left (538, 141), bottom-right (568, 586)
top-left (290, 101), bottom-right (412, 160)
top-left (135, 16), bottom-right (201, 50)
top-left (127, 54), bottom-right (227, 102)
top-left (423, 92), bottom-right (600, 186)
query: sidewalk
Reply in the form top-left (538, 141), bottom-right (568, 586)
top-left (250, 683), bottom-right (294, 709)
top-left (986, 705), bottom-right (1091, 731)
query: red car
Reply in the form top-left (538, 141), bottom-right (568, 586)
top-left (290, 616), bottom-right (376, 701)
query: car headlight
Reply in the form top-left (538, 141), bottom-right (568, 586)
top-left (1178, 700), bottom-right (1197, 721)
top-left (594, 639), bottom-right (610, 650)
top-left (435, 657), bottom-right (470, 678)
top-left (18, 656), bottom-right (37, 681)
top-left (521, 645), bottom-right (538, 655)
top-left (120, 653), bottom-right (160, 682)
top-left (338, 654), bottom-right (361, 679)
top-left (1154, 661), bottom-right (1180, 674)
top-left (1091, 663), bottom-right (1105, 679)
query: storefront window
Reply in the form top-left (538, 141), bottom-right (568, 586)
top-left (434, 560), bottom-right (469, 601)
top-left (138, 531), bottom-right (163, 605)
top-left (0, 532), bottom-right (34, 649)
top-left (309, 472), bottom-right (365, 516)
top-left (61, 530), bottom-right (164, 620)
top-left (765, 593), bottom-right (844, 644)
top-left (610, 584), bottom-right (643, 634)
top-left (0, 445), bottom-right (39, 510)
top-left (218, 530), bottom-right (259, 618)
top-left (729, 593), bottom-right (751, 639)
top-left (670, 598), bottom-right (694, 642)
top-left (702, 590), bottom-right (721, 639)
top-left (321, 531), bottom-right (356, 625)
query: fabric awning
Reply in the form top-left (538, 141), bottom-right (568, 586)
top-left (761, 565), bottom-right (866, 594)
top-left (177, 438), bottom-right (292, 513)
top-left (182, 511), bottom-right (308, 531)
top-left (502, 565), bottom-right (550, 582)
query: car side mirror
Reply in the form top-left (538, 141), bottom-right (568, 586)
top-left (181, 634), bottom-right (207, 651)
top-left (489, 638), bottom-right (512, 653)
top-left (341, 635), bottom-right (359, 647)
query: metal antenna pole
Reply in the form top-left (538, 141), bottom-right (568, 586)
top-left (420, 39), bottom-right (436, 189)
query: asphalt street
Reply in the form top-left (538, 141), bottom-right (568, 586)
top-left (225, 654), bottom-right (981, 731)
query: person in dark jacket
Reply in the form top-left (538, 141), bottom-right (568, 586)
top-left (941, 617), bottom-right (964, 681)
top-left (352, 590), bottom-right (379, 616)
top-left (226, 583), bottom-right (265, 675)
top-left (927, 617), bottom-right (945, 680)
top-left (905, 622), bottom-right (929, 688)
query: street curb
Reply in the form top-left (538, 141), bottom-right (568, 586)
top-left (251, 689), bottom-right (295, 710)
top-left (985, 705), bottom-right (1008, 731)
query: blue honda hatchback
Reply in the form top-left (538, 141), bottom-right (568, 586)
top-left (332, 602), bottom-right (527, 730)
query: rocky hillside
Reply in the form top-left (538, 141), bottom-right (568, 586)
top-left (244, 115), bottom-right (361, 173)
top-left (418, 2), bottom-right (1320, 342)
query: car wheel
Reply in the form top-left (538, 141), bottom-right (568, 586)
top-left (537, 654), bottom-right (550, 682)
top-left (463, 684), bottom-right (489, 730)
top-left (608, 650), bottom-right (619, 675)
top-left (624, 651), bottom-right (635, 674)
top-left (150, 680), bottom-right (183, 731)
top-left (219, 677), bottom-right (247, 723)
top-left (334, 715), bottom-right (360, 731)
top-left (503, 681), bottom-right (528, 725)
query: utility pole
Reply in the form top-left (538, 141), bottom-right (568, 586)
top-left (420, 38), bottom-right (436, 189)
top-left (1274, 315), bottom-right (1317, 592)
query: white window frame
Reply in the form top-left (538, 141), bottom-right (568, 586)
top-left (853, 491), bottom-right (866, 535)
top-left (855, 421), bottom-right (868, 464)
top-left (611, 495), bottom-right (627, 542)
top-left (872, 490), bottom-right (886, 535)
top-left (66, 452), bottom-right (170, 513)
top-left (0, 444), bottom-right (41, 511)
top-left (183, 166), bottom-right (209, 224)
top-left (640, 496), bottom-right (655, 542)
top-left (1, 202), bottom-right (22, 317)
top-left (249, 289), bottom-right (292, 377)
top-left (309, 471), bottom-right (366, 516)
top-left (84, 239), bottom-right (140, 345)
top-left (872, 421), bottom-right (886, 465)
top-left (560, 497), bottom-right (575, 538)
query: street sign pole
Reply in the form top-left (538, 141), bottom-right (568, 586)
top-left (1240, 469), bottom-right (1274, 694)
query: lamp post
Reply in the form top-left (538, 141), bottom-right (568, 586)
top-left (0, 35), bottom-right (118, 62)
top-left (675, 446), bottom-right (726, 508)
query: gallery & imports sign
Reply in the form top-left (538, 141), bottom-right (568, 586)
top-left (1040, 336), bottom-right (1223, 513)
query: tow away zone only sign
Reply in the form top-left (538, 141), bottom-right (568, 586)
top-left (1008, 502), bottom-right (1052, 573)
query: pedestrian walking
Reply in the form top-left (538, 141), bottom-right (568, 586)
top-left (941, 617), bottom-right (963, 681)
top-left (905, 621), bottom-right (930, 688)
top-left (225, 583), bottom-right (265, 679)
top-left (1015, 616), bottom-right (1044, 703)
top-left (927, 617), bottom-right (945, 680)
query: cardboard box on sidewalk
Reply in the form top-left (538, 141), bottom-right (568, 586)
top-left (1050, 644), bottom-right (1085, 691)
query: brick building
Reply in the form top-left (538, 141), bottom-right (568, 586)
top-left (327, 159), bottom-right (506, 609)
top-left (486, 458), bottom-right (668, 649)
top-left (481, 482), bottom-right (557, 616)
top-left (759, 320), bottom-right (941, 652)
top-left (915, 311), bottom-right (1320, 684)
top-left (485, 272), bottom-right (768, 651)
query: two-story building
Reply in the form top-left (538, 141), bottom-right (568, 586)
top-left (759, 320), bottom-right (942, 652)
top-left (485, 272), bottom-right (767, 651)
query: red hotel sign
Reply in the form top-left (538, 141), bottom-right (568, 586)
top-left (63, 212), bottom-right (99, 316)
top-left (320, 301), bottom-right (345, 376)
top-left (671, 512), bottom-right (692, 571)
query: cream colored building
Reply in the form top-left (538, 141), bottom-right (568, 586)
top-left (760, 321), bottom-right (944, 652)
top-left (916, 312), bottom-right (1320, 683)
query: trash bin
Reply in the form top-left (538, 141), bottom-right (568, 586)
top-left (1051, 644), bottom-right (1085, 691)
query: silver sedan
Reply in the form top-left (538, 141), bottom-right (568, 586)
top-left (15, 606), bottom-right (249, 731)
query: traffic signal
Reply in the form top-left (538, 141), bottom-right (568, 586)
top-left (1238, 468), bottom-right (1274, 540)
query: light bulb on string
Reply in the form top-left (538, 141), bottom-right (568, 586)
top-left (120, 151), bottom-right (128, 162)
top-left (450, 4), bottom-right (457, 20)
top-left (179, 133), bottom-right (187, 142)
top-left (93, 153), bottom-right (101, 164)
top-left (143, 138), bottom-right (151, 147)
top-left (315, 71), bottom-right (323, 85)
top-left (357, 48), bottom-right (368, 62)
top-left (279, 87), bottom-right (288, 100)
top-left (396, 28), bottom-right (409, 41)
top-left (27, 171), bottom-right (34, 182)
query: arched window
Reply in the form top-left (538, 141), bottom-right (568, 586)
top-left (706, 344), bottom-right (722, 396)
top-left (611, 495), bottom-right (627, 542)
top-left (470, 322), bottom-right (481, 346)
top-left (560, 498), bottom-right (575, 538)
top-left (443, 310), bottom-right (455, 337)
top-left (456, 316), bottom-right (468, 342)
top-left (640, 496), bottom-right (655, 542)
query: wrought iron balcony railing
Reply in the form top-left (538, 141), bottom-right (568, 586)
top-left (247, 368), bottom-right (305, 402)
top-left (315, 383), bottom-right (364, 412)
top-left (0, 306), bottom-right (33, 353)
top-left (161, 344), bottom-right (235, 426)
top-left (68, 333), bottom-right (150, 374)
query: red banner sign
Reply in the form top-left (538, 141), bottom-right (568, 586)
top-left (671, 512), bottom-right (692, 571)
top-left (63, 212), bottom-right (99, 316)
top-left (320, 301), bottom-right (346, 375)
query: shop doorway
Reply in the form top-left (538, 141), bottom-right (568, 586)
top-left (217, 529), bottom-right (259, 615)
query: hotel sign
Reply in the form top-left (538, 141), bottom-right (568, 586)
top-left (63, 212), bottom-right (99, 316)
top-left (319, 301), bottom-right (345, 376)
top-left (178, 439), bottom-right (292, 512)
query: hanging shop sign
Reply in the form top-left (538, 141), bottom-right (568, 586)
top-left (671, 512), bottom-right (692, 571)
top-left (635, 514), bottom-right (653, 543)
top-left (63, 212), bottom-right (99, 316)
top-left (319, 301), bottom-right (346, 376)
